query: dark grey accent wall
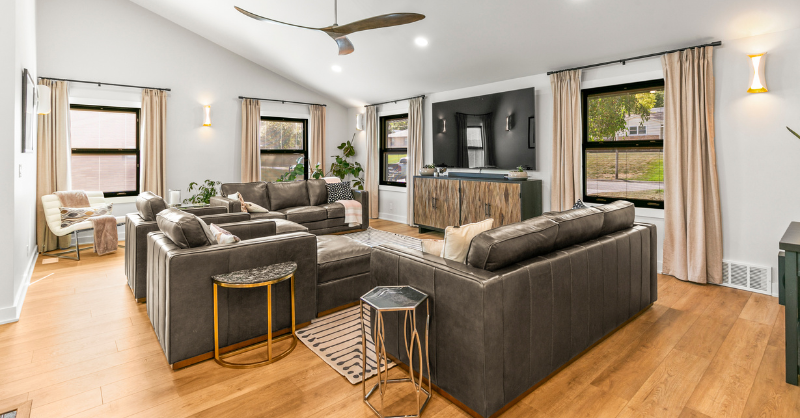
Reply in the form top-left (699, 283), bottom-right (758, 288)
top-left (432, 87), bottom-right (535, 170)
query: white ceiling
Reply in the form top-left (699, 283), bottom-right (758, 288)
top-left (130, 0), bottom-right (800, 107)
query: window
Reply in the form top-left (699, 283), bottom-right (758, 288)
top-left (380, 114), bottom-right (409, 186)
top-left (70, 105), bottom-right (140, 197)
top-left (466, 126), bottom-right (485, 168)
top-left (259, 117), bottom-right (308, 182)
top-left (582, 80), bottom-right (665, 209)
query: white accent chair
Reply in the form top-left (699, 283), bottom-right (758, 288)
top-left (41, 191), bottom-right (125, 260)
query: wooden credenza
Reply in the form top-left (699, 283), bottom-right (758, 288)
top-left (413, 175), bottom-right (543, 232)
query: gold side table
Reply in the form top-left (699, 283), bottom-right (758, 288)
top-left (360, 286), bottom-right (432, 418)
top-left (211, 261), bottom-right (297, 369)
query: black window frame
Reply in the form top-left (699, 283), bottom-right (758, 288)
top-left (379, 113), bottom-right (409, 187)
top-left (69, 104), bottom-right (140, 198)
top-left (581, 79), bottom-right (665, 209)
top-left (259, 116), bottom-right (309, 182)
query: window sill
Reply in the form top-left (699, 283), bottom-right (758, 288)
top-left (106, 196), bottom-right (138, 204)
top-left (585, 202), bottom-right (664, 219)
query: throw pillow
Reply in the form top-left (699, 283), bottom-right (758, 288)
top-left (421, 239), bottom-right (445, 257)
top-left (59, 203), bottom-right (114, 228)
top-left (245, 202), bottom-right (268, 213)
top-left (209, 223), bottom-right (241, 244)
top-left (573, 199), bottom-right (587, 209)
top-left (326, 181), bottom-right (353, 204)
top-left (441, 218), bottom-right (494, 263)
top-left (198, 218), bottom-right (217, 244)
top-left (227, 192), bottom-right (247, 213)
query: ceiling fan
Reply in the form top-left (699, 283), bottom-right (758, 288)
top-left (234, 0), bottom-right (425, 55)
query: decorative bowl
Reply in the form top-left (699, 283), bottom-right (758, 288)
top-left (508, 171), bottom-right (527, 179)
top-left (419, 168), bottom-right (435, 176)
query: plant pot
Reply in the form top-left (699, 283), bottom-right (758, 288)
top-left (419, 168), bottom-right (435, 176)
top-left (508, 171), bottom-right (527, 179)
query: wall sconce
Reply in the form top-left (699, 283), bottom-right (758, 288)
top-left (37, 85), bottom-right (51, 115)
top-left (356, 113), bottom-right (364, 131)
top-left (441, 119), bottom-right (446, 133)
top-left (747, 53), bottom-right (768, 93)
top-left (202, 105), bottom-right (211, 126)
top-left (506, 114), bottom-right (514, 131)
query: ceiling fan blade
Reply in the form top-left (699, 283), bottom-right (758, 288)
top-left (324, 13), bottom-right (425, 36)
top-left (234, 6), bottom-right (321, 31)
top-left (330, 35), bottom-right (355, 55)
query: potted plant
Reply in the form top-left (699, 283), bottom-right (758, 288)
top-left (508, 165), bottom-right (528, 179)
top-left (419, 164), bottom-right (436, 176)
top-left (183, 180), bottom-right (221, 205)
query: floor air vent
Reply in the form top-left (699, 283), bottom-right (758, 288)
top-left (721, 260), bottom-right (771, 295)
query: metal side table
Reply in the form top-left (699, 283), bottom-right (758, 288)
top-left (211, 262), bottom-right (298, 369)
top-left (360, 286), bottom-right (432, 418)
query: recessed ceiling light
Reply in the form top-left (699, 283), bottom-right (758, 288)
top-left (331, 65), bottom-right (342, 73)
top-left (415, 37), bottom-right (429, 47)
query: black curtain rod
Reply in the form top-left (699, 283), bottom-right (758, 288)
top-left (238, 96), bottom-right (327, 107)
top-left (38, 76), bottom-right (171, 91)
top-left (546, 41), bottom-right (722, 75)
top-left (366, 94), bottom-right (426, 107)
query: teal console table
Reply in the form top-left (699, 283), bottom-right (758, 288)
top-left (779, 222), bottom-right (800, 385)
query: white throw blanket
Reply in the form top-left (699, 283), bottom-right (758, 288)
top-left (340, 200), bottom-right (362, 227)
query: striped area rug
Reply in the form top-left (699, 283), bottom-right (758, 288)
top-left (297, 305), bottom-right (395, 384)
top-left (345, 227), bottom-right (423, 251)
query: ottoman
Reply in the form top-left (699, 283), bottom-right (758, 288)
top-left (316, 235), bottom-right (373, 315)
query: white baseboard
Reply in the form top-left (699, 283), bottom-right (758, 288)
top-left (378, 212), bottom-right (408, 224)
top-left (657, 261), bottom-right (663, 275)
top-left (0, 247), bottom-right (39, 325)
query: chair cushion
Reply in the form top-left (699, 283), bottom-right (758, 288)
top-left (467, 217), bottom-right (559, 271)
top-left (596, 200), bottom-right (636, 236)
top-left (267, 181), bottom-right (310, 210)
top-left (276, 206), bottom-right (328, 223)
top-left (307, 179), bottom-right (328, 206)
top-left (156, 208), bottom-right (212, 249)
top-left (136, 192), bottom-right (168, 221)
top-left (319, 202), bottom-right (345, 219)
top-left (542, 207), bottom-right (604, 251)
top-left (220, 182), bottom-right (269, 210)
top-left (316, 235), bottom-right (372, 284)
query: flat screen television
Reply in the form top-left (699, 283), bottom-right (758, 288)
top-left (431, 87), bottom-right (535, 170)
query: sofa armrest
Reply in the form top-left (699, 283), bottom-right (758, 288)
top-left (210, 196), bottom-right (242, 213)
top-left (147, 231), bottom-right (317, 365)
top-left (183, 206), bottom-right (227, 216)
top-left (352, 189), bottom-right (370, 227)
top-left (125, 213), bottom-right (160, 298)
top-left (198, 212), bottom-right (250, 224)
top-left (215, 219), bottom-right (277, 241)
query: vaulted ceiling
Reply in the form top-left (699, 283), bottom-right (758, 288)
top-left (130, 0), bottom-right (800, 106)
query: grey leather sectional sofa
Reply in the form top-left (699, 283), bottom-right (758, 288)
top-left (210, 179), bottom-right (369, 235)
top-left (370, 201), bottom-right (657, 417)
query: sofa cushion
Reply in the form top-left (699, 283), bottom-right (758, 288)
top-left (543, 207), bottom-right (604, 251)
top-left (267, 181), bottom-right (310, 210)
top-left (136, 192), bottom-right (168, 221)
top-left (319, 202), bottom-right (345, 219)
top-left (467, 217), bottom-right (559, 271)
top-left (156, 208), bottom-right (211, 249)
top-left (250, 212), bottom-right (286, 220)
top-left (220, 182), bottom-right (269, 210)
top-left (597, 200), bottom-right (636, 236)
top-left (307, 179), bottom-right (328, 206)
top-left (277, 206), bottom-right (327, 223)
top-left (316, 235), bottom-right (372, 284)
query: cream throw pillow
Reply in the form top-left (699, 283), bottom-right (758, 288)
top-left (441, 219), bottom-right (494, 263)
top-left (421, 239), bottom-right (445, 257)
top-left (227, 193), bottom-right (247, 213)
top-left (245, 202), bottom-right (268, 213)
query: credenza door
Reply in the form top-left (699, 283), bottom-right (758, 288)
top-left (434, 179), bottom-right (461, 229)
top-left (460, 181), bottom-right (489, 225)
top-left (487, 182), bottom-right (521, 227)
top-left (414, 177), bottom-right (436, 228)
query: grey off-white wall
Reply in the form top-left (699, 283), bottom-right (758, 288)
top-left (0, 0), bottom-right (39, 324)
top-left (37, 0), bottom-right (350, 230)
top-left (353, 27), bottom-right (800, 294)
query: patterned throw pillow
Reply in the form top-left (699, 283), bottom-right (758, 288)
top-left (209, 223), bottom-right (241, 245)
top-left (59, 203), bottom-right (113, 228)
top-left (245, 202), bottom-right (268, 213)
top-left (573, 199), bottom-right (587, 209)
top-left (326, 181), bottom-right (353, 204)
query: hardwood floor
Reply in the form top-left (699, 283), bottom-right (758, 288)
top-left (1, 220), bottom-right (797, 418)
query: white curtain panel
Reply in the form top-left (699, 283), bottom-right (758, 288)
top-left (309, 104), bottom-right (326, 173)
top-left (141, 89), bottom-right (168, 197)
top-left (240, 98), bottom-right (261, 182)
top-left (549, 69), bottom-right (582, 211)
top-left (406, 97), bottom-right (423, 226)
top-left (365, 106), bottom-right (379, 218)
